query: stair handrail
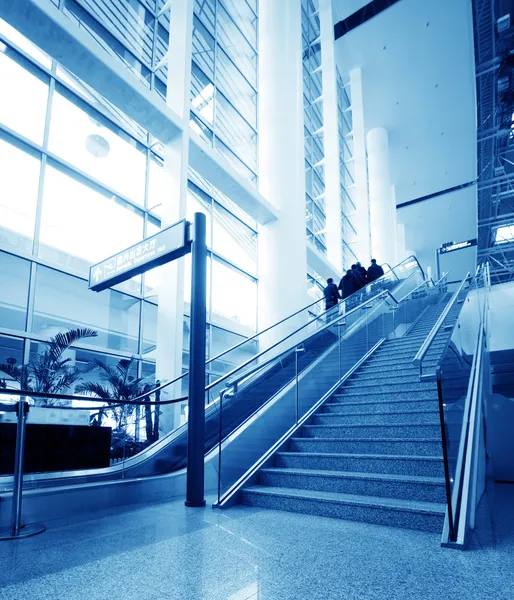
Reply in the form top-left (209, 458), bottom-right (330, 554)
top-left (439, 263), bottom-right (490, 545)
top-left (0, 256), bottom-right (423, 406)
top-left (219, 270), bottom-right (439, 392)
top-left (412, 272), bottom-right (471, 371)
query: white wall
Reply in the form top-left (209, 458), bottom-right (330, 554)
top-left (488, 281), bottom-right (514, 352)
top-left (396, 186), bottom-right (478, 281)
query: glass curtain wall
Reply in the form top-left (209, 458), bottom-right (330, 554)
top-left (337, 68), bottom-right (358, 269)
top-left (302, 0), bottom-right (327, 255)
top-left (0, 16), bottom-right (258, 397)
top-left (191, 0), bottom-right (258, 184)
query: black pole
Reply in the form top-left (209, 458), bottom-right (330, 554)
top-left (185, 213), bottom-right (207, 508)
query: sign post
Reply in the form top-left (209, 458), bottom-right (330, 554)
top-left (89, 220), bottom-right (189, 292)
top-left (89, 215), bottom-right (207, 508)
top-left (185, 213), bottom-right (207, 507)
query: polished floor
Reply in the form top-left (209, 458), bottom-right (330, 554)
top-left (0, 484), bottom-right (513, 600)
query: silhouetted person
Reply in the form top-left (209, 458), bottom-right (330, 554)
top-left (356, 262), bottom-right (367, 282)
top-left (367, 259), bottom-right (384, 283)
top-left (323, 278), bottom-right (340, 310)
top-left (339, 269), bottom-right (362, 299)
top-left (351, 264), bottom-right (366, 290)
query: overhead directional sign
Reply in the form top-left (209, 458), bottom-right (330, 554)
top-left (89, 220), bottom-right (190, 292)
top-left (438, 238), bottom-right (477, 254)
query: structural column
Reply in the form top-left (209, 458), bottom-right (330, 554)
top-left (349, 68), bottom-right (371, 265)
top-left (155, 0), bottom-right (194, 433)
top-left (257, 0), bottom-right (308, 341)
top-left (367, 127), bottom-right (398, 265)
top-left (319, 0), bottom-right (343, 273)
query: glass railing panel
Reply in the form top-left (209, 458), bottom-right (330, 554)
top-left (0, 254), bottom-right (431, 494)
top-left (216, 353), bottom-right (298, 501)
top-left (216, 290), bottom-right (431, 505)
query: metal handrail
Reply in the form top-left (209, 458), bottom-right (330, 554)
top-left (412, 272), bottom-right (471, 369)
top-left (0, 291), bottom-right (392, 405)
top-left (0, 266), bottom-right (432, 407)
top-left (218, 271), bottom-right (436, 391)
top-left (0, 256), bottom-right (423, 405)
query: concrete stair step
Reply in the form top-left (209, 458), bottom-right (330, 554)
top-left (259, 468), bottom-right (447, 503)
top-left (340, 380), bottom-right (436, 392)
top-left (364, 355), bottom-right (439, 368)
top-left (346, 373), bottom-right (421, 386)
top-left (384, 336), bottom-right (448, 347)
top-left (331, 389), bottom-right (438, 401)
top-left (323, 398), bottom-right (439, 414)
top-left (289, 437), bottom-right (443, 456)
top-left (275, 452), bottom-right (445, 477)
top-left (241, 486), bottom-right (446, 532)
top-left (358, 363), bottom-right (420, 375)
top-left (302, 423), bottom-right (441, 439)
top-left (312, 409), bottom-right (440, 426)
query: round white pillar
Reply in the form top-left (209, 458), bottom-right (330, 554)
top-left (367, 127), bottom-right (397, 265)
top-left (257, 0), bottom-right (308, 341)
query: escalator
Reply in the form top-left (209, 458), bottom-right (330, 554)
top-left (0, 256), bottom-right (428, 506)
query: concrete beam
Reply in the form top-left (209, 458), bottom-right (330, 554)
top-left (306, 241), bottom-right (341, 282)
top-left (0, 0), bottom-right (278, 225)
top-left (189, 131), bottom-right (277, 224)
top-left (0, 0), bottom-right (183, 142)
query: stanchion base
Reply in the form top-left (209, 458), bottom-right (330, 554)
top-left (184, 500), bottom-right (206, 508)
top-left (0, 522), bottom-right (46, 541)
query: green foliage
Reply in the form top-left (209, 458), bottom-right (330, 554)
top-left (76, 358), bottom-right (153, 431)
top-left (0, 328), bottom-right (98, 405)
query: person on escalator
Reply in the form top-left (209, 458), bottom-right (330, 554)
top-left (338, 269), bottom-right (362, 300)
top-left (351, 264), bottom-right (366, 290)
top-left (356, 262), bottom-right (368, 282)
top-left (323, 278), bottom-right (340, 311)
top-left (367, 259), bottom-right (384, 283)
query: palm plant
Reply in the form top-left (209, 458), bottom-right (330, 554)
top-left (76, 358), bottom-right (158, 457)
top-left (0, 328), bottom-right (98, 405)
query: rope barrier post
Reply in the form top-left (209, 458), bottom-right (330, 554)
top-left (0, 398), bottom-right (46, 541)
top-left (185, 213), bottom-right (207, 508)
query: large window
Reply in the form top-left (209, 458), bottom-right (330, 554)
top-left (0, 18), bottom-right (259, 386)
top-left (190, 0), bottom-right (259, 184)
top-left (0, 135), bottom-right (40, 253)
top-left (0, 251), bottom-right (30, 332)
top-left (0, 46), bottom-right (48, 144)
top-left (302, 0), bottom-right (326, 254)
top-left (33, 265), bottom-right (140, 353)
top-left (211, 258), bottom-right (257, 330)
top-left (39, 165), bottom-right (144, 276)
top-left (337, 69), bottom-right (357, 269)
top-left (48, 88), bottom-right (147, 206)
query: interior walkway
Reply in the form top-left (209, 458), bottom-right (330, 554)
top-left (0, 484), bottom-right (513, 600)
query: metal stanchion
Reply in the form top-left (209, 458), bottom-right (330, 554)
top-left (0, 398), bottom-right (46, 540)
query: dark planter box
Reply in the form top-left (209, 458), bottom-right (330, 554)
top-left (0, 423), bottom-right (112, 474)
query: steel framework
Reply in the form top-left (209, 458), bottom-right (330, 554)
top-left (474, 0), bottom-right (514, 284)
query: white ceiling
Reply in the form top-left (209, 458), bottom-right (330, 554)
top-left (334, 0), bottom-right (477, 205)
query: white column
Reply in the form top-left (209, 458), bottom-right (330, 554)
top-left (349, 67), bottom-right (371, 265)
top-left (155, 0), bottom-right (194, 433)
top-left (257, 0), bottom-right (308, 341)
top-left (319, 0), bottom-right (343, 273)
top-left (367, 127), bottom-right (398, 265)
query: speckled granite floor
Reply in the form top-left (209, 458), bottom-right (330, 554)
top-left (0, 484), bottom-right (512, 600)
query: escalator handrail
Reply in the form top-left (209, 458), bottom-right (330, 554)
top-left (198, 259), bottom-right (401, 376)
top-left (217, 270), bottom-right (435, 391)
top-left (412, 271), bottom-right (472, 368)
top-left (0, 256), bottom-right (423, 406)
top-left (0, 289), bottom-right (392, 406)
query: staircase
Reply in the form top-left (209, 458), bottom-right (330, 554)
top-left (240, 298), bottom-right (463, 532)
